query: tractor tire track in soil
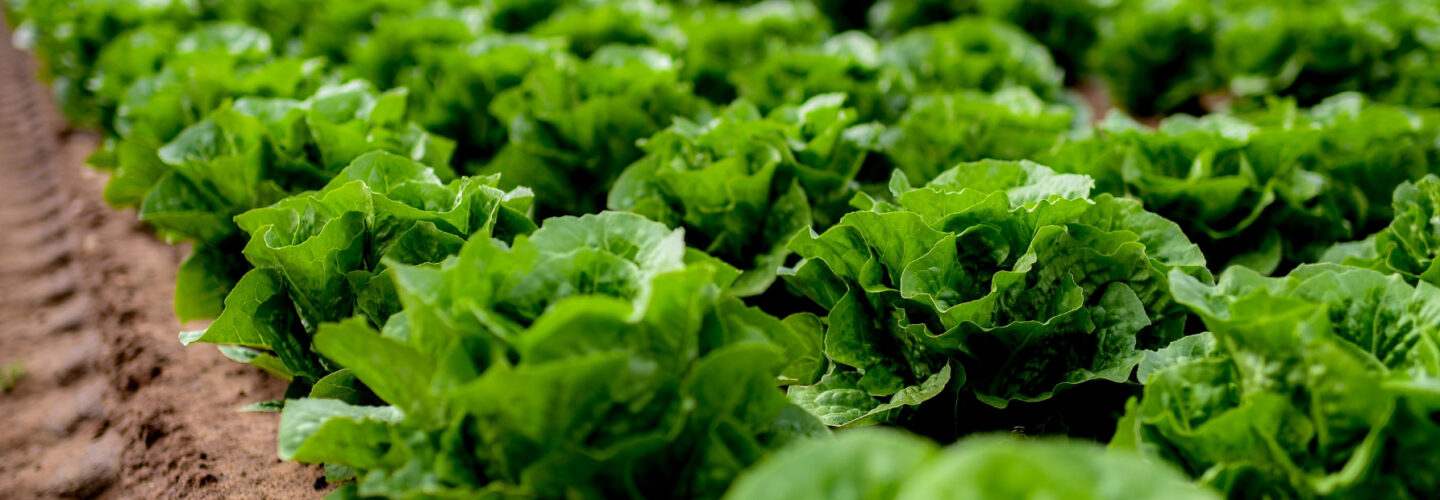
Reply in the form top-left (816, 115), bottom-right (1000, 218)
top-left (0, 16), bottom-right (326, 500)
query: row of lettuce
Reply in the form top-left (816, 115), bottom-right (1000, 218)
top-left (9, 0), bottom-right (1440, 499)
top-left (841, 0), bottom-right (1440, 116)
top-left (15, 0), bottom-right (1440, 312)
top-left (14, 0), bottom-right (1440, 122)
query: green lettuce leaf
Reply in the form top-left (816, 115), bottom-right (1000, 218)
top-left (1325, 176), bottom-right (1440, 286)
top-left (724, 428), bottom-right (1219, 500)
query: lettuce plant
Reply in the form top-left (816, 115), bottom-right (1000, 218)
top-left (1090, 0), bottom-right (1440, 115)
top-left (137, 80), bottom-right (456, 319)
top-left (609, 93), bottom-right (882, 296)
top-left (735, 17), bottom-right (1064, 125)
top-left (1168, 0), bottom-right (1440, 110)
top-left (732, 31), bottom-right (898, 123)
top-left (94, 55), bottom-right (332, 206)
top-left (1291, 95), bottom-right (1440, 228)
top-left (484, 45), bottom-right (705, 215)
top-left (392, 35), bottom-right (564, 165)
top-left (340, 2), bottom-right (485, 92)
top-left (526, 0), bottom-right (670, 58)
top-left (137, 80), bottom-right (456, 244)
top-left (276, 212), bottom-right (825, 498)
top-left (832, 0), bottom-right (1110, 83)
top-left (725, 428), bottom-right (1219, 500)
top-left (201, 0), bottom-right (410, 60)
top-left (7, 0), bottom-right (415, 124)
top-left (661, 0), bottom-right (830, 104)
top-left (7, 0), bottom-right (201, 123)
top-left (1040, 94), bottom-right (1440, 273)
top-left (1325, 176), bottom-right (1440, 286)
top-left (879, 17), bottom-right (1063, 102)
top-left (1214, 1), bottom-right (1421, 105)
top-left (1041, 112), bottom-right (1312, 273)
top-left (181, 151), bottom-right (534, 385)
top-left (782, 160), bottom-right (1210, 428)
top-left (84, 22), bottom-right (276, 131)
top-left (1115, 264), bottom-right (1440, 498)
top-left (882, 87), bottom-right (1073, 183)
top-left (973, 0), bottom-right (1115, 82)
top-left (1090, 0), bottom-right (1217, 116)
top-left (31, 2), bottom-right (1440, 499)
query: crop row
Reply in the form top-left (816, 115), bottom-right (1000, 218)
top-left (8, 1), bottom-right (1440, 499)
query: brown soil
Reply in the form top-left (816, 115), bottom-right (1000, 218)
top-left (1075, 76), bottom-right (1115, 124)
top-left (0, 18), bottom-right (324, 500)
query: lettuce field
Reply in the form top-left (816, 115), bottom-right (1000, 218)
top-left (2, 0), bottom-right (1440, 498)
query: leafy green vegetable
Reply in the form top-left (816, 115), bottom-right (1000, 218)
top-left (725, 428), bottom-right (1219, 500)
top-left (661, 0), bottom-right (830, 104)
top-left (526, 0), bottom-right (668, 58)
top-left (882, 87), bottom-right (1073, 183)
top-left (484, 45), bottom-right (705, 215)
top-left (1217, 0), bottom-right (1440, 111)
top-left (1116, 264), bottom-right (1440, 498)
top-left (390, 35), bottom-right (564, 165)
top-left (822, 0), bottom-right (1112, 84)
top-left (142, 79), bottom-right (456, 241)
top-left (7, 0), bottom-right (409, 124)
top-left (27, 2), bottom-right (1440, 499)
top-left (730, 31), bottom-right (897, 124)
top-left (140, 79), bottom-right (456, 319)
top-left (609, 93), bottom-right (882, 296)
top-left (1090, 0), bottom-right (1217, 116)
top-left (181, 151), bottom-right (533, 385)
top-left (879, 16), bottom-right (1063, 102)
top-left (1091, 0), bottom-right (1440, 115)
top-left (973, 0), bottom-right (1114, 83)
top-left (1325, 176), bottom-right (1440, 286)
top-left (95, 55), bottom-right (333, 206)
top-left (377, 211), bottom-right (819, 382)
top-left (7, 0), bottom-right (202, 124)
top-left (87, 21), bottom-right (278, 134)
top-left (1040, 94), bottom-right (1440, 273)
top-left (339, 2), bottom-right (485, 91)
top-left (734, 17), bottom-right (1063, 124)
top-left (782, 159), bottom-right (1209, 428)
top-left (277, 212), bottom-right (825, 498)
